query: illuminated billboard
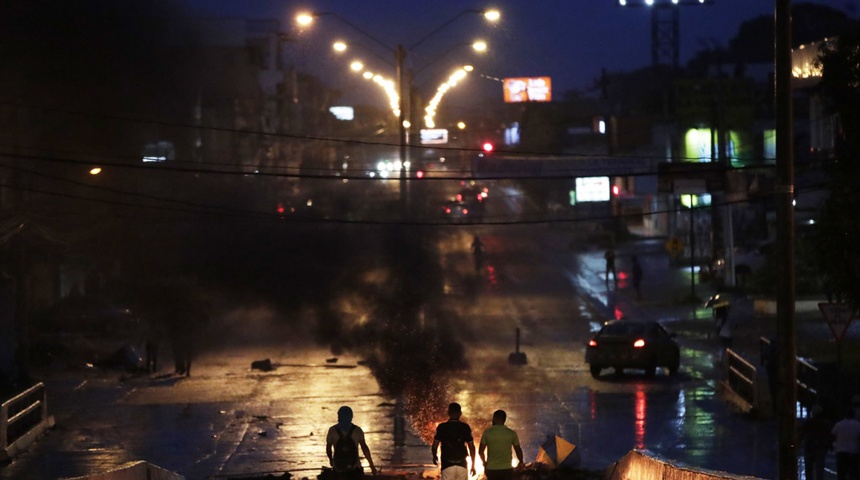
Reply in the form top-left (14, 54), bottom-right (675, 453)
top-left (683, 128), bottom-right (751, 166)
top-left (420, 129), bottom-right (449, 145)
top-left (575, 177), bottom-right (610, 202)
top-left (329, 106), bottom-right (354, 121)
top-left (503, 77), bottom-right (552, 103)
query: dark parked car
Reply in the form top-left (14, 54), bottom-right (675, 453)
top-left (30, 295), bottom-right (145, 368)
top-left (585, 319), bottom-right (680, 378)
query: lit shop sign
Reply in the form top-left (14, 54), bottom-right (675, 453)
top-left (575, 177), bottom-right (610, 202)
top-left (329, 106), bottom-right (355, 121)
top-left (420, 129), bottom-right (449, 145)
top-left (503, 77), bottom-right (552, 103)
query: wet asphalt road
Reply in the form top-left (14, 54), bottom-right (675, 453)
top-left (0, 223), bottom-right (783, 480)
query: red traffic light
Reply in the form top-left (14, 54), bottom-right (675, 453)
top-left (482, 142), bottom-right (494, 153)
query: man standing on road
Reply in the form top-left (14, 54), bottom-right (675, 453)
top-left (432, 403), bottom-right (477, 480)
top-left (326, 406), bottom-right (378, 480)
top-left (604, 248), bottom-right (617, 285)
top-left (800, 405), bottom-right (833, 480)
top-left (832, 408), bottom-right (860, 480)
top-left (479, 410), bottom-right (524, 480)
top-left (631, 255), bottom-right (643, 300)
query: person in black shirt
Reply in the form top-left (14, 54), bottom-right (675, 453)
top-left (432, 403), bottom-right (477, 480)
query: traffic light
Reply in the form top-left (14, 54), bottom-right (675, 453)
top-left (482, 142), bottom-right (494, 153)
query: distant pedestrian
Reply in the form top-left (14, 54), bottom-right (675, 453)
top-left (631, 255), bottom-right (643, 300)
top-left (604, 248), bottom-right (616, 285)
top-left (144, 338), bottom-right (158, 373)
top-left (716, 314), bottom-right (733, 361)
top-left (832, 408), bottom-right (860, 480)
top-left (479, 410), bottom-right (524, 480)
top-left (170, 324), bottom-right (193, 376)
top-left (326, 406), bottom-right (377, 480)
top-left (432, 403), bottom-right (477, 480)
top-left (800, 405), bottom-right (832, 480)
top-left (472, 236), bottom-right (485, 273)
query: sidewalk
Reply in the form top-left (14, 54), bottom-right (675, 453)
top-left (564, 232), bottom-right (860, 414)
top-left (563, 234), bottom-right (848, 366)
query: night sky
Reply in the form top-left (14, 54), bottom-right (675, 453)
top-left (180, 0), bottom-right (857, 104)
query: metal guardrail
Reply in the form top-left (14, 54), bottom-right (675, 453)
top-left (0, 382), bottom-right (54, 462)
top-left (723, 348), bottom-right (759, 410)
top-left (721, 338), bottom-right (820, 416)
top-left (759, 336), bottom-right (819, 411)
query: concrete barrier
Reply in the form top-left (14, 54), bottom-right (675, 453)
top-left (59, 460), bottom-right (185, 480)
top-left (605, 449), bottom-right (765, 480)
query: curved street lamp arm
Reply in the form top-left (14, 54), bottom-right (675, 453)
top-left (408, 9), bottom-right (484, 52)
top-left (320, 11), bottom-right (397, 55)
top-left (412, 42), bottom-right (471, 77)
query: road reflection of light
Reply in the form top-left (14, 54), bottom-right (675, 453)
top-left (681, 347), bottom-right (718, 379)
top-left (486, 265), bottom-right (497, 286)
top-left (567, 270), bottom-right (611, 308)
top-left (589, 389), bottom-right (598, 420)
top-left (617, 271), bottom-right (628, 288)
top-left (634, 384), bottom-right (646, 449)
top-left (673, 390), bottom-right (687, 431)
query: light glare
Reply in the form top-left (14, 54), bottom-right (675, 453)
top-left (424, 66), bottom-right (472, 128)
top-left (484, 10), bottom-right (500, 22)
top-left (296, 13), bottom-right (314, 26)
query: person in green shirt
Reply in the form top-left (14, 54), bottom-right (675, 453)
top-left (479, 410), bottom-right (524, 480)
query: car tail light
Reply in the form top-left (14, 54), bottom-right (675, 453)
top-left (462, 208), bottom-right (469, 215)
top-left (588, 340), bottom-right (597, 347)
top-left (633, 339), bottom-right (645, 348)
top-left (456, 194), bottom-right (463, 201)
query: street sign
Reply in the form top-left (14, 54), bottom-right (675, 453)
top-left (665, 236), bottom-right (684, 257)
top-left (819, 302), bottom-right (855, 341)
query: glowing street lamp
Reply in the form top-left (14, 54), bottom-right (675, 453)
top-left (424, 65), bottom-right (474, 128)
top-left (295, 13), bottom-right (314, 27)
top-left (483, 9), bottom-right (501, 21)
top-left (296, 8), bottom-right (501, 213)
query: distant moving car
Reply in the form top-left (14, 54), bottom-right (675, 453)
top-left (455, 184), bottom-right (489, 204)
top-left (585, 319), bottom-right (680, 378)
top-left (442, 200), bottom-right (474, 223)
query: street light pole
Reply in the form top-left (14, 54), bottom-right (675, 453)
top-left (296, 8), bottom-right (500, 217)
top-left (774, 0), bottom-right (797, 478)
top-left (397, 44), bottom-right (408, 213)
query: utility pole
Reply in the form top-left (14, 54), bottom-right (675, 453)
top-left (396, 45), bottom-right (408, 215)
top-left (774, 0), bottom-right (797, 478)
